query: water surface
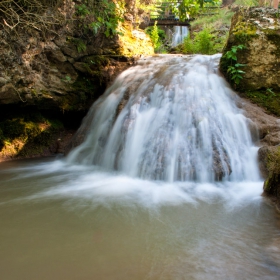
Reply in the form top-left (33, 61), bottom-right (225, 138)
top-left (0, 158), bottom-right (280, 280)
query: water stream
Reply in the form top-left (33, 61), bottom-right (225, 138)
top-left (171, 26), bottom-right (189, 47)
top-left (0, 54), bottom-right (280, 279)
top-left (67, 54), bottom-right (259, 182)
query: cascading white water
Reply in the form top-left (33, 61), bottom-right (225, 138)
top-left (171, 26), bottom-right (189, 47)
top-left (67, 54), bottom-right (259, 183)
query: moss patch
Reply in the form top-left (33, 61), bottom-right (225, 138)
top-left (232, 19), bottom-right (257, 44)
top-left (0, 111), bottom-right (64, 160)
top-left (245, 89), bottom-right (280, 117)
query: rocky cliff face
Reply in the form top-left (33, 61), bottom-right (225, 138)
top-left (0, 0), bottom-right (153, 161)
top-left (220, 7), bottom-right (280, 210)
top-left (0, 19), bottom-right (153, 112)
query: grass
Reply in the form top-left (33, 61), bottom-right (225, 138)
top-left (175, 0), bottom-right (263, 55)
top-left (234, 0), bottom-right (259, 6)
top-left (191, 7), bottom-right (234, 32)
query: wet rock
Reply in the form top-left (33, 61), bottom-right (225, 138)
top-left (259, 145), bottom-right (280, 210)
top-left (238, 98), bottom-right (280, 146)
top-left (237, 97), bottom-right (280, 209)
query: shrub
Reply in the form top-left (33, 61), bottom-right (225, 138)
top-left (145, 22), bottom-right (167, 52)
top-left (182, 28), bottom-right (215, 54)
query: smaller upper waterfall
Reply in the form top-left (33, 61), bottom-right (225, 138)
top-left (171, 26), bottom-right (189, 47)
top-left (67, 54), bottom-right (259, 183)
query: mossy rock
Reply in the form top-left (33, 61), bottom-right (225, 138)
top-left (261, 146), bottom-right (280, 210)
top-left (0, 111), bottom-right (64, 159)
top-left (220, 7), bottom-right (280, 93)
top-left (245, 89), bottom-right (280, 117)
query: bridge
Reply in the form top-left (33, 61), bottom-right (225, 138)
top-left (148, 1), bottom-right (190, 26)
top-left (148, 1), bottom-right (218, 27)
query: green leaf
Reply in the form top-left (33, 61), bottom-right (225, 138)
top-left (235, 63), bottom-right (246, 67)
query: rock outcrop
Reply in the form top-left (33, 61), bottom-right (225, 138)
top-left (0, 0), bottom-right (154, 161)
top-left (0, 23), bottom-right (153, 113)
top-left (220, 7), bottom-right (280, 92)
top-left (220, 7), bottom-right (280, 209)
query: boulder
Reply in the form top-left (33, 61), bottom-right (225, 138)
top-left (220, 7), bottom-right (280, 92)
top-left (258, 145), bottom-right (280, 210)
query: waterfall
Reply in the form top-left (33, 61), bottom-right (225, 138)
top-left (171, 26), bottom-right (189, 47)
top-left (67, 54), bottom-right (260, 183)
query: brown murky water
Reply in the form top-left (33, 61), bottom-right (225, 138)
top-left (0, 158), bottom-right (280, 280)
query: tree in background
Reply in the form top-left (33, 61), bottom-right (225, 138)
top-left (161, 0), bottom-right (219, 21)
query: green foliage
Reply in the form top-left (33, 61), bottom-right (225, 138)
top-left (71, 38), bottom-right (87, 53)
top-left (183, 34), bottom-right (195, 53)
top-left (176, 7), bottom-right (233, 55)
top-left (75, 0), bottom-right (125, 38)
top-left (246, 89), bottom-right (280, 117)
top-left (62, 75), bottom-right (72, 83)
top-left (234, 0), bottom-right (259, 6)
top-left (76, 4), bottom-right (90, 17)
top-left (176, 0), bottom-right (200, 21)
top-left (232, 21), bottom-right (257, 44)
top-left (169, 0), bottom-right (220, 21)
top-left (223, 45), bottom-right (246, 85)
top-left (224, 45), bottom-right (244, 60)
top-left (195, 28), bottom-right (214, 53)
top-left (266, 88), bottom-right (275, 96)
top-left (0, 113), bottom-right (60, 146)
top-left (0, 112), bottom-right (64, 154)
top-left (136, 0), bottom-right (159, 13)
top-left (0, 120), bottom-right (25, 139)
top-left (145, 22), bottom-right (167, 52)
top-left (191, 8), bottom-right (233, 29)
top-left (150, 21), bottom-right (160, 48)
top-left (182, 28), bottom-right (215, 54)
top-left (0, 0), bottom-right (125, 38)
top-left (227, 64), bottom-right (246, 85)
top-left (173, 3), bottom-right (235, 54)
top-left (148, 0), bottom-right (220, 22)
